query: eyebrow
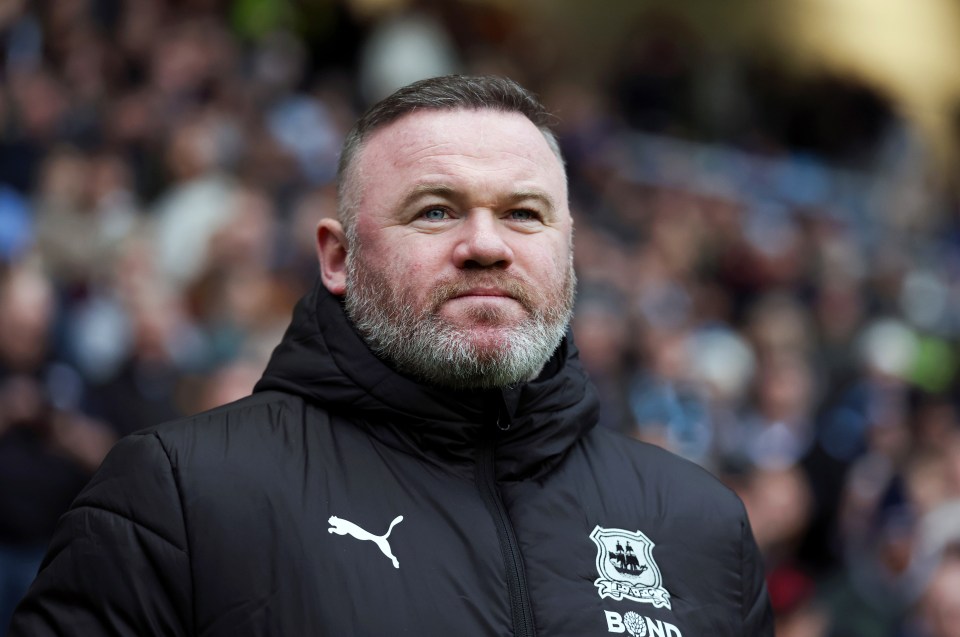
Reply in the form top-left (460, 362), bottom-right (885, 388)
top-left (400, 184), bottom-right (456, 209)
top-left (400, 183), bottom-right (558, 215)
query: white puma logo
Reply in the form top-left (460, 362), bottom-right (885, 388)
top-left (328, 515), bottom-right (404, 569)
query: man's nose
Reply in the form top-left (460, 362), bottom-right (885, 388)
top-left (452, 211), bottom-right (514, 269)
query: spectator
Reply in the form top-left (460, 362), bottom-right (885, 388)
top-left (0, 265), bottom-right (114, 632)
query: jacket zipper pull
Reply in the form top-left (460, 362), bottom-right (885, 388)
top-left (495, 396), bottom-right (512, 431)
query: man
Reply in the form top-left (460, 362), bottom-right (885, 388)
top-left (10, 75), bottom-right (772, 636)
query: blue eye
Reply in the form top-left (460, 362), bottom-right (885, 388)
top-left (422, 207), bottom-right (448, 221)
top-left (509, 209), bottom-right (536, 221)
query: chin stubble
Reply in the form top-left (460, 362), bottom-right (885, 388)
top-left (343, 249), bottom-right (575, 390)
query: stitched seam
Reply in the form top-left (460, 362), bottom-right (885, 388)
top-left (152, 431), bottom-right (197, 636)
top-left (69, 502), bottom-right (187, 553)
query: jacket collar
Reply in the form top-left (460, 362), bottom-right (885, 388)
top-left (254, 279), bottom-right (599, 480)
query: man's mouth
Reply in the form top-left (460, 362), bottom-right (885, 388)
top-left (432, 277), bottom-right (532, 313)
top-left (451, 287), bottom-right (515, 299)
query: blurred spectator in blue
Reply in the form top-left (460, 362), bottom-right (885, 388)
top-left (724, 352), bottom-right (817, 470)
top-left (0, 187), bottom-right (32, 262)
top-left (628, 325), bottom-right (715, 463)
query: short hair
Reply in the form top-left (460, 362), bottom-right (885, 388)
top-left (336, 74), bottom-right (564, 237)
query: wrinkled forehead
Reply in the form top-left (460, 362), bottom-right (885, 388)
top-left (355, 108), bottom-right (567, 188)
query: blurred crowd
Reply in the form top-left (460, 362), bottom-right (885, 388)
top-left (2, 1), bottom-right (959, 635)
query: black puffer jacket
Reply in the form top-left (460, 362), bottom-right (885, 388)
top-left (11, 281), bottom-right (772, 636)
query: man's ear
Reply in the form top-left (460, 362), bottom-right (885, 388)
top-left (316, 218), bottom-right (348, 295)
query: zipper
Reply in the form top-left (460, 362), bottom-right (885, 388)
top-left (476, 401), bottom-right (537, 637)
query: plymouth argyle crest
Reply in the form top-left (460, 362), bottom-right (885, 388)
top-left (590, 525), bottom-right (671, 609)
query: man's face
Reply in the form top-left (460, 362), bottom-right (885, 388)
top-left (342, 108), bottom-right (575, 389)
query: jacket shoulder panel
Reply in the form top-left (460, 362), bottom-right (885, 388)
top-left (9, 432), bottom-right (193, 636)
top-left (144, 390), bottom-right (319, 468)
top-left (74, 430), bottom-right (191, 550)
top-left (578, 428), bottom-right (746, 519)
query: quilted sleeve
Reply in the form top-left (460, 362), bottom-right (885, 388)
top-left (8, 431), bottom-right (193, 636)
top-left (741, 513), bottom-right (774, 635)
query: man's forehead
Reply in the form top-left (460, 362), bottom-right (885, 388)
top-left (360, 108), bottom-right (558, 166)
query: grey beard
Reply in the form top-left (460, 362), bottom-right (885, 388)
top-left (343, 252), bottom-right (575, 390)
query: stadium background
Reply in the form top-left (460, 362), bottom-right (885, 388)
top-left (2, 0), bottom-right (960, 634)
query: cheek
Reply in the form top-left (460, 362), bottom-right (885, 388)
top-left (526, 240), bottom-right (571, 284)
top-left (397, 268), bottom-right (433, 304)
top-left (393, 245), bottom-right (430, 277)
top-left (365, 244), bottom-right (438, 303)
top-left (391, 237), bottom-right (452, 281)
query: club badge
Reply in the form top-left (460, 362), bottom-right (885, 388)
top-left (590, 525), bottom-right (671, 609)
